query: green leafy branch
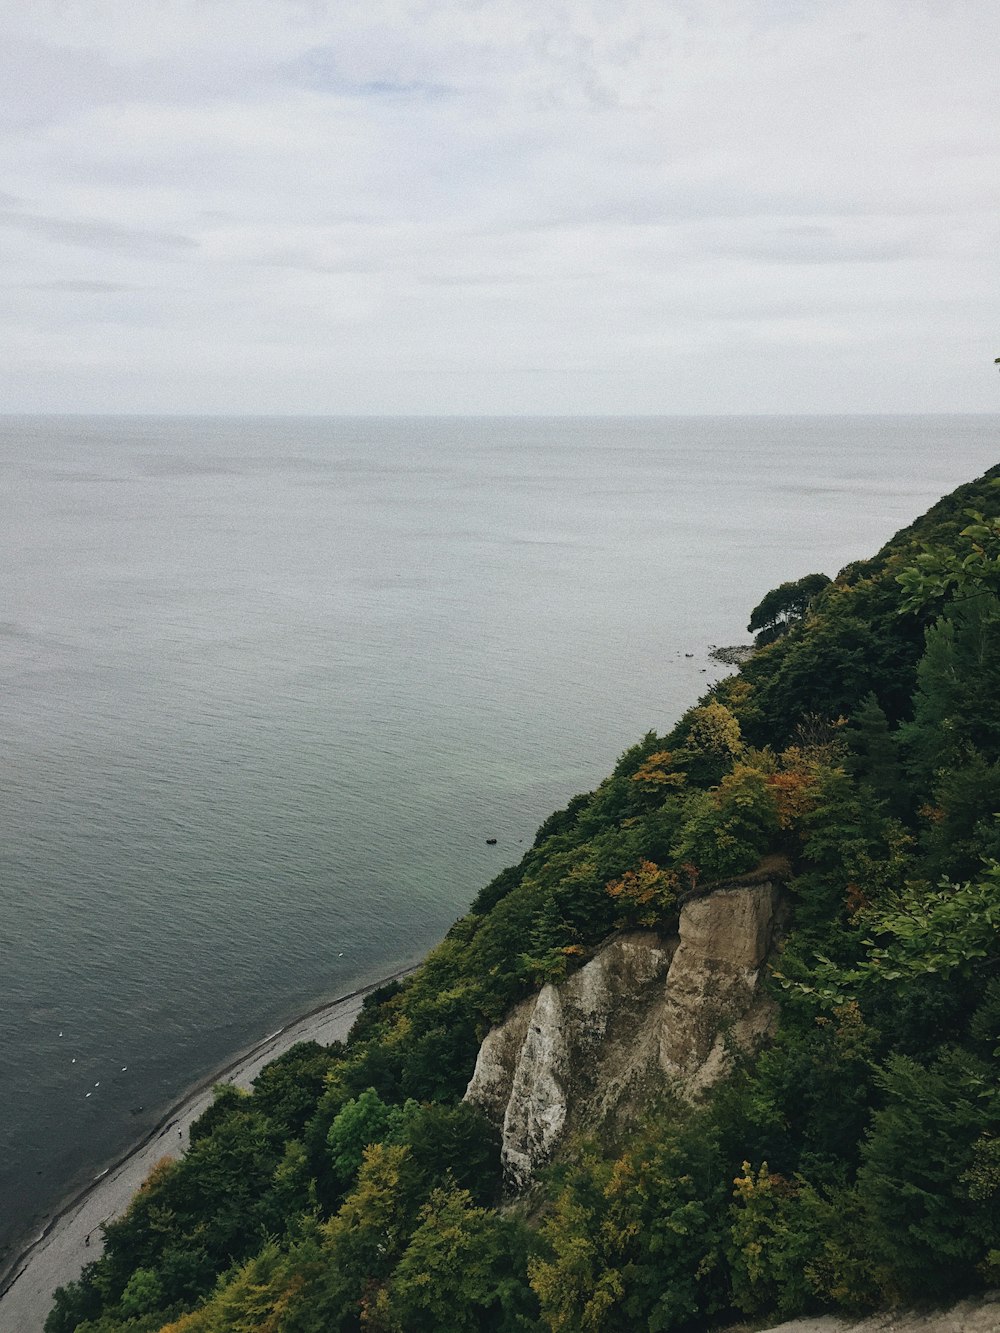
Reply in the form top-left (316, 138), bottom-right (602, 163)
top-left (774, 863), bottom-right (1000, 1007)
top-left (897, 504), bottom-right (1000, 614)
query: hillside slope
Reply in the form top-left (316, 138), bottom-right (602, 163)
top-left (47, 466), bottom-right (1000, 1332)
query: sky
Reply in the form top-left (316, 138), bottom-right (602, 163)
top-left (2, 0), bottom-right (998, 415)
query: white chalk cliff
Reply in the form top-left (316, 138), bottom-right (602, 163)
top-left (465, 881), bottom-right (782, 1190)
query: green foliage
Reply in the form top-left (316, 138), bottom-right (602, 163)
top-left (530, 1117), bottom-right (729, 1332)
top-left (74, 1316), bottom-right (169, 1333)
top-left (922, 755), bottom-right (1000, 881)
top-left (857, 1049), bottom-right (1000, 1300)
top-left (777, 765), bottom-right (914, 958)
top-left (896, 507), bottom-right (1000, 613)
top-left (250, 1041), bottom-right (344, 1136)
top-left (729, 1162), bottom-right (825, 1316)
top-left (374, 1187), bottom-right (539, 1331)
top-left (731, 1001), bottom-right (876, 1179)
top-left (153, 1241), bottom-right (306, 1332)
top-left (118, 1267), bottom-right (164, 1318)
top-left (963, 1132), bottom-right (1000, 1203)
top-left (327, 1088), bottom-right (407, 1188)
top-left (671, 700), bottom-right (744, 787)
top-left (392, 1101), bottom-right (501, 1206)
top-left (52, 463), bottom-right (1000, 1333)
top-left (745, 603), bottom-right (910, 744)
top-left (85, 1108), bottom-right (289, 1313)
top-left (44, 1271), bottom-right (104, 1333)
top-left (188, 1084), bottom-right (249, 1145)
top-left (531, 789), bottom-right (594, 847)
top-left (904, 594), bottom-right (1000, 785)
top-left (748, 572), bottom-right (832, 646)
top-left (281, 1142), bottom-right (421, 1332)
top-left (856, 868), bottom-right (1000, 986)
top-left (469, 860), bottom-right (529, 915)
top-left (672, 763), bottom-right (780, 881)
top-left (780, 866), bottom-right (1000, 1015)
top-left (729, 1164), bottom-right (878, 1317)
top-left (844, 693), bottom-right (908, 819)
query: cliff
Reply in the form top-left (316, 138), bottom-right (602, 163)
top-left (41, 464), bottom-right (1000, 1333)
top-left (466, 882), bottom-right (782, 1189)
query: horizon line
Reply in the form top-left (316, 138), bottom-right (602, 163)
top-left (2, 410), bottom-right (999, 421)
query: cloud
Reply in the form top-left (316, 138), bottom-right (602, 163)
top-left (696, 220), bottom-right (922, 266)
top-left (0, 0), bottom-right (997, 412)
top-left (284, 45), bottom-right (456, 101)
top-left (0, 208), bottom-right (196, 256)
top-left (24, 279), bottom-right (136, 291)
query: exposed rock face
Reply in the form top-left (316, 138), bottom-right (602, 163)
top-left (464, 883), bottom-right (780, 1190)
top-left (659, 883), bottom-right (781, 1094)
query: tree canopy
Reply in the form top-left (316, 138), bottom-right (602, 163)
top-left (47, 463), bottom-right (1000, 1333)
top-left (747, 572), bottom-right (832, 646)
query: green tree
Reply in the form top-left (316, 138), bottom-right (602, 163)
top-left (729, 1164), bottom-right (877, 1317)
top-left (91, 1110), bottom-right (287, 1308)
top-left (530, 1122), bottom-right (728, 1333)
top-left (674, 701), bottom-right (744, 787)
top-left (250, 1040), bottom-right (342, 1135)
top-left (375, 1186), bottom-right (539, 1332)
top-left (748, 573), bottom-right (831, 646)
top-left (288, 1143), bottom-right (421, 1332)
top-left (844, 693), bottom-right (907, 819)
top-left (896, 509), bottom-right (1000, 614)
top-left (394, 1101), bottom-right (501, 1205)
top-left (672, 763), bottom-right (780, 881)
top-left (729, 1162), bottom-right (820, 1317)
top-left (153, 1241), bottom-right (303, 1332)
top-left (326, 1088), bottom-right (407, 1189)
top-left (44, 1269), bottom-right (104, 1333)
top-left (735, 1000), bottom-right (876, 1180)
top-left (902, 594), bottom-right (1000, 795)
top-left (857, 1050), bottom-right (1000, 1300)
top-left (119, 1266), bottom-right (164, 1318)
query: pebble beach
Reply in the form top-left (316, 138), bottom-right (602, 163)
top-left (0, 967), bottom-right (415, 1333)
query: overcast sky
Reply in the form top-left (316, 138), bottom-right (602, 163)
top-left (2, 0), bottom-right (998, 415)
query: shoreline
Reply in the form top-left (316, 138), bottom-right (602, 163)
top-left (0, 962), bottom-right (418, 1332)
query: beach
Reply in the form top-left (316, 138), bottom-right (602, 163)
top-left (0, 966), bottom-right (415, 1333)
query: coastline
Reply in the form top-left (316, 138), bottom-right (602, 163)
top-left (0, 963), bottom-right (418, 1333)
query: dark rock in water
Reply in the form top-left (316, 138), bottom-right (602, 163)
top-left (486, 837), bottom-right (497, 845)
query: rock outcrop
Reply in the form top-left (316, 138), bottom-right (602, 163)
top-left (465, 882), bottom-right (781, 1190)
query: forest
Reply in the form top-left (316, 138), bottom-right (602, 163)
top-left (46, 466), bottom-right (1000, 1332)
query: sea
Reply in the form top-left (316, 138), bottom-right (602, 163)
top-left (1, 414), bottom-right (997, 1267)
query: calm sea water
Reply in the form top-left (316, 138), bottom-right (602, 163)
top-left (1, 414), bottom-right (997, 1261)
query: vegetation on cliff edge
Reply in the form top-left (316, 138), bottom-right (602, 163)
top-left (48, 465), bottom-right (1000, 1332)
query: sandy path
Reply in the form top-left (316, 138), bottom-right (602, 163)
top-left (0, 966), bottom-right (415, 1333)
top-left (751, 1295), bottom-right (1000, 1333)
